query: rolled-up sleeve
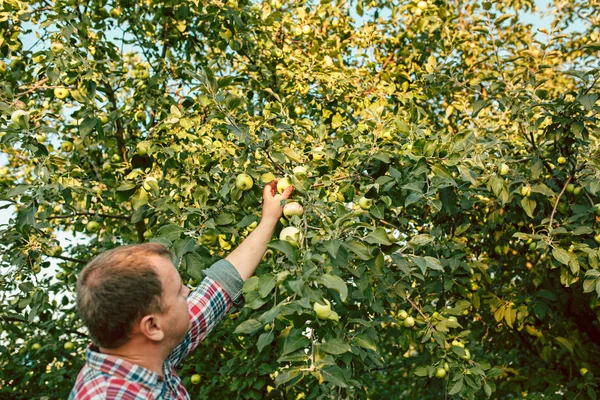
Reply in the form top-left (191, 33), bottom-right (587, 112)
top-left (167, 259), bottom-right (244, 366)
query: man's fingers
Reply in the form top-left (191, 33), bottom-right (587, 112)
top-left (282, 185), bottom-right (294, 199)
top-left (264, 180), bottom-right (277, 198)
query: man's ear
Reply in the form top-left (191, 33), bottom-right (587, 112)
top-left (139, 315), bottom-right (165, 342)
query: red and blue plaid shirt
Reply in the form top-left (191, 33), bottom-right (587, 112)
top-left (69, 274), bottom-right (234, 399)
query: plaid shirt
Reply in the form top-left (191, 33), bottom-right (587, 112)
top-left (69, 275), bottom-right (233, 400)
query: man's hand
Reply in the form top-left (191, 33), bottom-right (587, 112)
top-left (225, 180), bottom-right (294, 281)
top-left (261, 179), bottom-right (294, 226)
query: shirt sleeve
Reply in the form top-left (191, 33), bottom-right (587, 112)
top-left (167, 259), bottom-right (244, 367)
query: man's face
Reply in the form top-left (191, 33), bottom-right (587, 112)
top-left (151, 255), bottom-right (191, 346)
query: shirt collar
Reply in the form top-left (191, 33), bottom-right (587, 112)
top-left (85, 344), bottom-right (163, 390)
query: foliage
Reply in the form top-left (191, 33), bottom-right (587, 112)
top-left (1, 0), bottom-right (600, 398)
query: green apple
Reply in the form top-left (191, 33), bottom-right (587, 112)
top-left (99, 113), bottom-right (109, 124)
top-left (61, 141), bottom-right (74, 152)
top-left (135, 110), bottom-right (146, 122)
top-left (110, 7), bottom-right (121, 18)
top-left (277, 177), bottom-right (292, 194)
top-left (283, 202), bottom-right (304, 218)
top-left (580, 367), bottom-right (589, 376)
top-left (191, 374), bottom-right (201, 384)
top-left (312, 146), bottom-right (325, 161)
top-left (102, 161), bottom-right (112, 172)
top-left (64, 342), bottom-right (75, 351)
top-left (358, 197), bottom-right (372, 210)
top-left (15, 100), bottom-right (27, 110)
top-left (143, 230), bottom-right (153, 240)
top-left (111, 154), bottom-right (121, 163)
top-left (403, 316), bottom-right (415, 328)
top-left (293, 26), bottom-right (302, 36)
top-left (595, 234), bottom-right (600, 245)
top-left (11, 110), bottom-right (29, 127)
top-left (86, 221), bottom-right (101, 232)
top-left (235, 173), bottom-right (254, 191)
top-left (435, 367), bottom-right (446, 378)
top-left (566, 184), bottom-right (575, 194)
top-left (557, 156), bottom-right (567, 165)
top-left (54, 88), bottom-right (70, 99)
top-left (417, 0), bottom-right (428, 9)
top-left (51, 245), bottom-right (63, 256)
top-left (302, 25), bottom-right (311, 34)
top-left (0, 60), bottom-right (6, 74)
top-left (595, 205), bottom-right (600, 217)
top-left (313, 300), bottom-right (332, 320)
top-left (444, 362), bottom-right (449, 372)
top-left (264, 323), bottom-right (271, 332)
top-left (529, 242), bottom-right (536, 251)
top-left (31, 343), bottom-right (41, 350)
top-left (279, 226), bottom-right (300, 246)
top-left (397, 310), bottom-right (408, 320)
top-left (573, 186), bottom-right (582, 197)
top-left (50, 42), bottom-right (65, 54)
top-left (499, 163), bottom-right (509, 176)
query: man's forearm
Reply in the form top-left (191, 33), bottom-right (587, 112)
top-left (225, 219), bottom-right (278, 281)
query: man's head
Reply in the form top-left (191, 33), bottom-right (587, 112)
top-left (76, 243), bottom-right (190, 349)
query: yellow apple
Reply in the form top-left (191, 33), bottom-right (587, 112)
top-left (279, 226), bottom-right (300, 246)
top-left (277, 177), bottom-right (292, 194)
top-left (313, 300), bottom-right (332, 319)
top-left (235, 173), bottom-right (254, 191)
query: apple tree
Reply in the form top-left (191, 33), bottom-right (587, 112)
top-left (1, 0), bottom-right (599, 398)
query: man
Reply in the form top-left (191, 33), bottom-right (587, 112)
top-left (69, 181), bottom-right (293, 399)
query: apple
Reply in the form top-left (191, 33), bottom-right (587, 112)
top-left (444, 362), bottom-right (449, 372)
top-left (279, 226), bottom-right (300, 246)
top-left (277, 177), bottom-right (292, 194)
top-left (283, 202), bottom-right (304, 218)
top-left (110, 7), bottom-right (121, 18)
top-left (529, 242), bottom-right (536, 251)
top-left (358, 197), bottom-right (372, 210)
top-left (580, 367), bottom-right (589, 376)
top-left (294, 106), bottom-right (303, 115)
top-left (235, 173), bottom-right (254, 191)
top-left (54, 88), bottom-right (70, 99)
top-left (143, 230), bottom-right (153, 240)
top-left (499, 163), bottom-right (509, 176)
top-left (135, 110), bottom-right (146, 122)
top-left (11, 110), bottom-right (29, 127)
top-left (557, 156), bottom-right (567, 164)
top-left (566, 184), bottom-right (575, 194)
top-left (51, 246), bottom-right (62, 256)
top-left (64, 342), bottom-right (75, 351)
top-left (573, 186), bottom-right (582, 197)
top-left (61, 141), bottom-right (74, 152)
top-left (435, 368), bottom-right (446, 378)
top-left (595, 234), bottom-right (600, 245)
top-left (293, 26), bottom-right (302, 36)
top-left (293, 166), bottom-right (308, 177)
top-left (302, 25), bottom-right (311, 34)
top-left (86, 221), bottom-right (101, 232)
top-left (403, 316), bottom-right (415, 328)
top-left (191, 374), bottom-right (201, 384)
top-left (31, 343), bottom-right (41, 350)
top-left (50, 42), bottom-right (64, 54)
top-left (417, 0), bottom-right (428, 9)
top-left (313, 300), bottom-right (332, 320)
top-left (15, 100), bottom-right (27, 110)
top-left (99, 113), bottom-right (109, 124)
top-left (111, 154), bottom-right (121, 163)
top-left (397, 310), bottom-right (408, 320)
top-left (595, 204), bottom-right (600, 217)
top-left (0, 60), bottom-right (6, 74)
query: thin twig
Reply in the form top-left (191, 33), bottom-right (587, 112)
top-left (549, 176), bottom-right (571, 231)
top-left (45, 212), bottom-right (130, 220)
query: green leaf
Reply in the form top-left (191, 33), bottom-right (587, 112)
top-left (116, 181), bottom-right (137, 191)
top-left (258, 273), bottom-right (276, 298)
top-left (320, 366), bottom-right (348, 388)
top-left (233, 319), bottom-right (263, 334)
top-left (353, 334), bottom-right (377, 352)
top-left (316, 274), bottom-right (348, 301)
top-left (365, 228), bottom-right (393, 246)
top-left (486, 368), bottom-right (502, 378)
top-left (274, 367), bottom-right (302, 387)
top-left (448, 377), bottom-right (464, 395)
top-left (521, 197), bottom-right (536, 219)
top-left (323, 239), bottom-right (342, 258)
top-left (413, 366), bottom-right (429, 377)
top-left (552, 247), bottom-right (570, 265)
top-left (409, 234), bottom-right (434, 246)
top-left (268, 240), bottom-right (299, 263)
top-left (131, 188), bottom-right (149, 210)
top-left (282, 329), bottom-right (311, 355)
top-left (320, 339), bottom-right (351, 355)
top-left (158, 224), bottom-right (184, 242)
top-left (484, 381), bottom-right (492, 397)
top-left (256, 331), bottom-right (274, 354)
